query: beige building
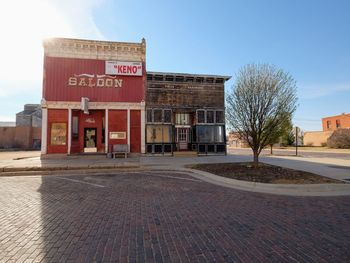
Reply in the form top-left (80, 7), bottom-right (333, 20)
top-left (303, 131), bottom-right (333, 147)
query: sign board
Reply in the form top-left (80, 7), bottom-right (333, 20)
top-left (105, 61), bottom-right (142, 76)
top-left (109, 132), bottom-right (126, 139)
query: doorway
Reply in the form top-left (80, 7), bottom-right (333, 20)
top-left (176, 128), bottom-right (189, 150)
top-left (84, 128), bottom-right (97, 152)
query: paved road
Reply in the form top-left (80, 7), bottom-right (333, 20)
top-left (1, 171), bottom-right (349, 262)
top-left (229, 147), bottom-right (350, 160)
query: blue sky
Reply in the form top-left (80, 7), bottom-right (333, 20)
top-left (0, 0), bottom-right (349, 131)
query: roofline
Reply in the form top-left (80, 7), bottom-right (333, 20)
top-left (322, 113), bottom-right (350, 120)
top-left (43, 37), bottom-right (146, 47)
top-left (147, 71), bottom-right (231, 80)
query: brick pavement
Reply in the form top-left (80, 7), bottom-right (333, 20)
top-left (0, 171), bottom-right (349, 262)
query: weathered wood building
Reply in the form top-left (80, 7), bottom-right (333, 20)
top-left (146, 72), bottom-right (231, 155)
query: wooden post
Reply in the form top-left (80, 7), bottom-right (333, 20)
top-left (295, 126), bottom-right (298, 156)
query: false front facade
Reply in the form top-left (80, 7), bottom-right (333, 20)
top-left (146, 72), bottom-right (230, 155)
top-left (41, 38), bottom-right (146, 155)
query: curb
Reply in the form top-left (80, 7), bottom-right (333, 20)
top-left (0, 165), bottom-right (142, 176)
top-left (179, 167), bottom-right (350, 197)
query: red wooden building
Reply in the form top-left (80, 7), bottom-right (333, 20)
top-left (41, 38), bottom-right (146, 155)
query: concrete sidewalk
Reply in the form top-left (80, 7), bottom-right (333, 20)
top-left (0, 151), bottom-right (349, 196)
top-left (0, 151), bottom-right (349, 180)
top-left (0, 152), bottom-right (139, 172)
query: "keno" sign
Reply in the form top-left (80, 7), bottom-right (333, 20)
top-left (105, 61), bottom-right (142, 76)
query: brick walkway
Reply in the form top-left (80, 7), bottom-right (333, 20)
top-left (0, 171), bottom-right (349, 262)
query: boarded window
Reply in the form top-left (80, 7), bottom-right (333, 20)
top-left (51, 123), bottom-right (67, 145)
top-left (146, 125), bottom-right (172, 143)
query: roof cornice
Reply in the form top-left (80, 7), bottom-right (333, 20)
top-left (43, 37), bottom-right (146, 62)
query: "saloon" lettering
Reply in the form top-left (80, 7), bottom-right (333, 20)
top-left (68, 74), bottom-right (123, 88)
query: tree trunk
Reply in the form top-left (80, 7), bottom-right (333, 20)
top-left (253, 150), bottom-right (259, 168)
top-left (270, 144), bottom-right (273, 155)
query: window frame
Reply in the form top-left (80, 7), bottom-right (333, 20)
top-left (197, 109), bottom-right (225, 124)
top-left (336, 119), bottom-right (341, 128)
top-left (146, 108), bottom-right (172, 124)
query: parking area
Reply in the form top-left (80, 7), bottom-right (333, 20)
top-left (0, 171), bottom-right (350, 262)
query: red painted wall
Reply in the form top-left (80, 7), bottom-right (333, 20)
top-left (108, 110), bottom-right (127, 147)
top-left (43, 56), bottom-right (145, 102)
top-left (47, 109), bottom-right (68, 154)
top-left (130, 110), bottom-right (141, 153)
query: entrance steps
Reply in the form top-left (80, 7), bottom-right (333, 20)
top-left (173, 151), bottom-right (197, 157)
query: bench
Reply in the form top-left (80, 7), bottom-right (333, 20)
top-left (111, 144), bottom-right (129, 158)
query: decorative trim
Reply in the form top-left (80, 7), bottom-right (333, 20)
top-left (105, 109), bottom-right (109, 153)
top-left (41, 108), bottom-right (48, 154)
top-left (43, 38), bottom-right (146, 62)
top-left (68, 109), bottom-right (72, 154)
top-left (44, 101), bottom-right (145, 110)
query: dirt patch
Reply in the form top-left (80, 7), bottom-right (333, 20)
top-left (187, 162), bottom-right (344, 184)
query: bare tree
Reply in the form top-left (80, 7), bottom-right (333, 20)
top-left (226, 64), bottom-right (298, 166)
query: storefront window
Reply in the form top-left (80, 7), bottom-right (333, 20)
top-left (197, 125), bottom-right (224, 143)
top-left (197, 126), bottom-right (214, 142)
top-left (51, 123), bottom-right (67, 145)
top-left (215, 126), bottom-right (224, 142)
top-left (146, 125), bottom-right (172, 143)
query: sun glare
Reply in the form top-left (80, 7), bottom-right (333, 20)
top-left (0, 0), bottom-right (73, 84)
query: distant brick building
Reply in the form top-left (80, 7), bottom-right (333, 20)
top-left (322, 113), bottom-right (350, 131)
top-left (304, 113), bottom-right (350, 146)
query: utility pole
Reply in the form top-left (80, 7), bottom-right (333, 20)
top-left (295, 126), bottom-right (298, 156)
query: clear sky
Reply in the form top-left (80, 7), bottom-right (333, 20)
top-left (0, 0), bottom-right (349, 131)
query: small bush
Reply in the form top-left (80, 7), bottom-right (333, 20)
top-left (327, 129), bottom-right (350, 149)
top-left (321, 142), bottom-right (327, 147)
top-left (306, 142), bottom-right (314, 147)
